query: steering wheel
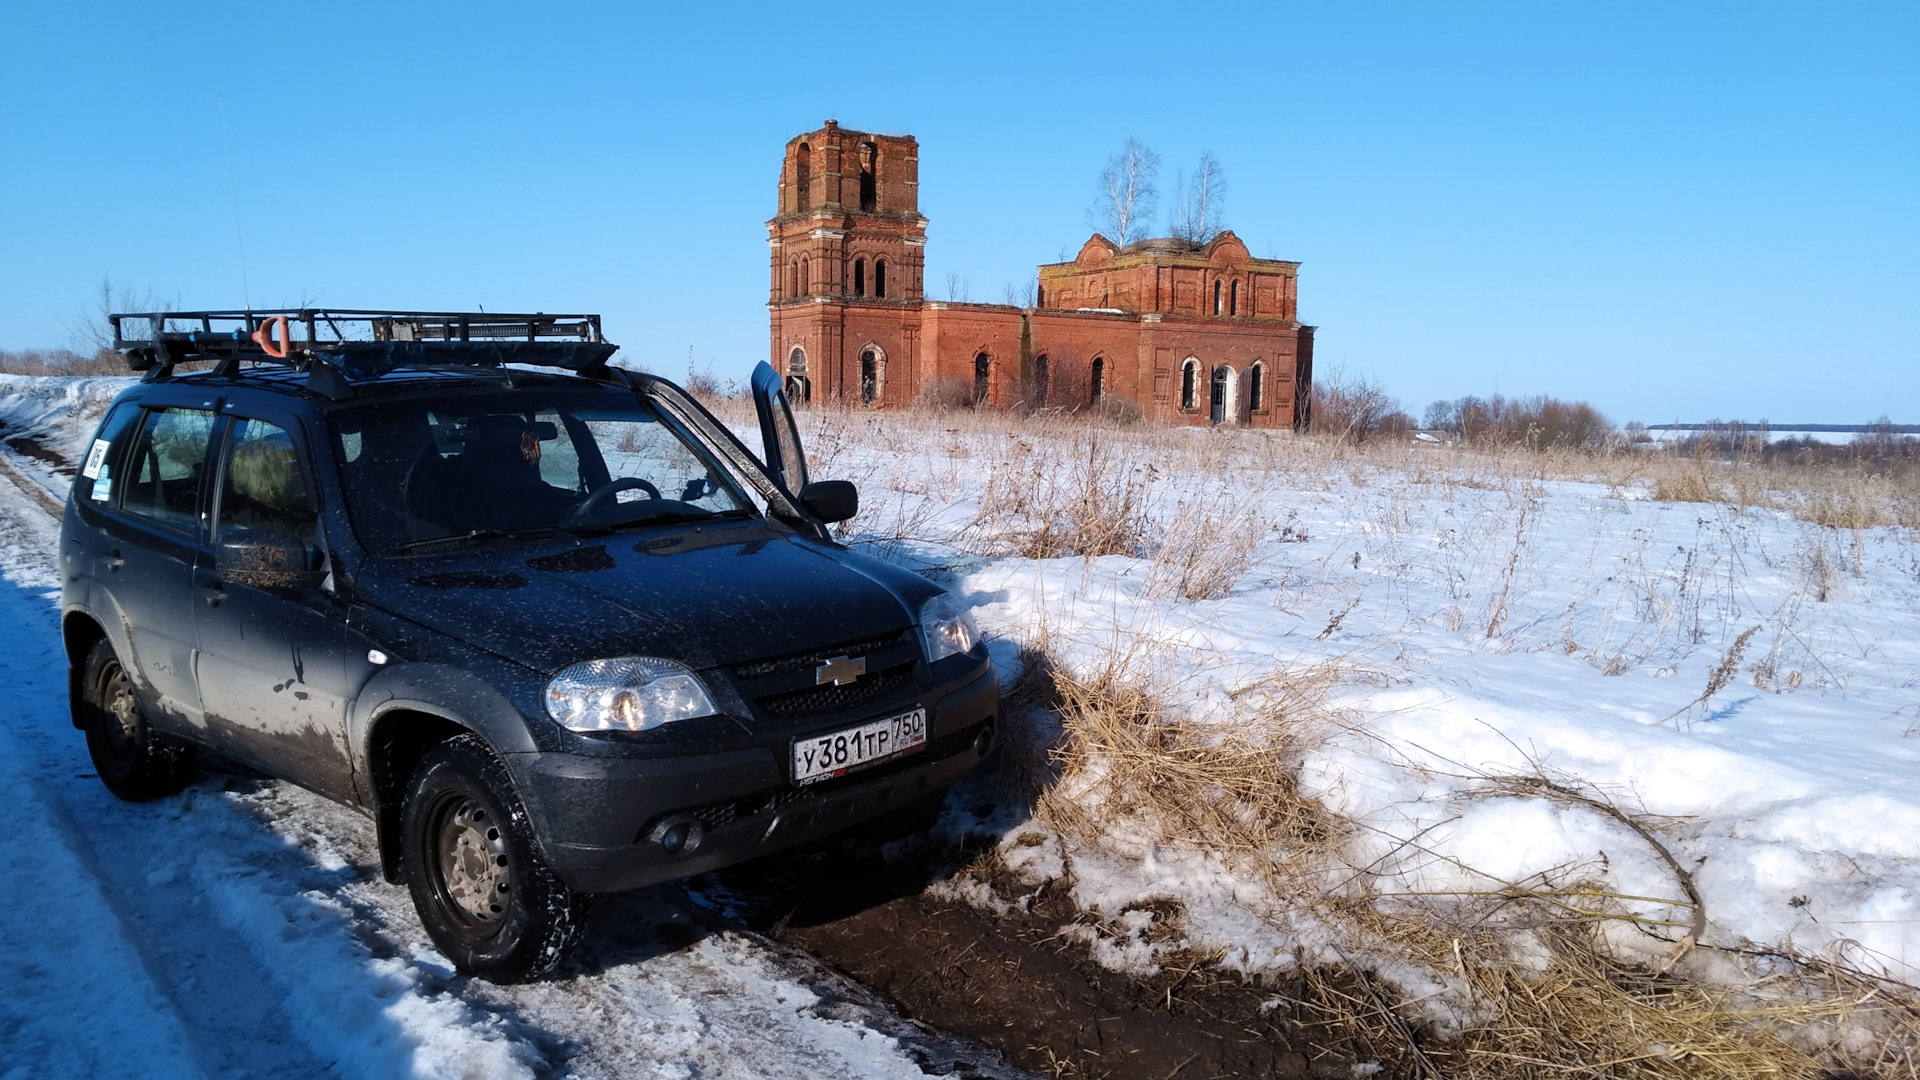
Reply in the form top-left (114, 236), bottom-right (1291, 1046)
top-left (562, 477), bottom-right (662, 526)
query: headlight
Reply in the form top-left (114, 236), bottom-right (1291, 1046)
top-left (544, 657), bottom-right (717, 733)
top-left (918, 593), bottom-right (979, 663)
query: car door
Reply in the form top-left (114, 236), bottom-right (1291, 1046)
top-left (750, 360), bottom-right (809, 496)
top-left (97, 396), bottom-right (221, 737)
top-left (191, 404), bottom-right (360, 802)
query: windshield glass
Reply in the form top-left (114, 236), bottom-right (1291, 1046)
top-left (330, 388), bottom-right (753, 555)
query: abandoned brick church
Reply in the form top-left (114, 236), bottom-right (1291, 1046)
top-left (767, 121), bottom-right (1315, 429)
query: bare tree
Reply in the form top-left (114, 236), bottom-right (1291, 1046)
top-left (1002, 278), bottom-right (1038, 307)
top-left (1087, 138), bottom-right (1160, 246)
top-left (944, 272), bottom-right (971, 302)
top-left (1169, 151), bottom-right (1228, 244)
top-left (64, 276), bottom-right (173, 357)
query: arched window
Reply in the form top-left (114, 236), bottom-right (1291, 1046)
top-left (795, 143), bottom-right (811, 210)
top-left (1210, 365), bottom-right (1236, 425)
top-left (860, 349), bottom-right (879, 405)
top-left (1180, 358), bottom-right (1199, 410)
top-left (854, 258), bottom-right (866, 297)
top-left (1229, 280), bottom-right (1239, 316)
top-left (1248, 362), bottom-right (1265, 412)
top-left (799, 258), bottom-right (810, 295)
top-left (874, 259), bottom-right (887, 298)
top-left (787, 347), bottom-right (810, 403)
top-left (1033, 355), bottom-right (1050, 406)
top-left (1090, 356), bottom-right (1105, 403)
top-left (1213, 280), bottom-right (1223, 315)
top-left (787, 260), bottom-right (798, 298)
top-left (859, 141), bottom-right (877, 212)
top-left (974, 353), bottom-right (991, 405)
top-left (1036, 284), bottom-right (1045, 308)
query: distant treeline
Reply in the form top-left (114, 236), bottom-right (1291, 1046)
top-left (1311, 373), bottom-right (1918, 464)
top-left (1422, 394), bottom-right (1612, 450)
top-left (1648, 422), bottom-right (1920, 434)
top-left (0, 348), bottom-right (125, 376)
top-left (1311, 373), bottom-right (1614, 450)
top-left (1658, 419), bottom-right (1920, 464)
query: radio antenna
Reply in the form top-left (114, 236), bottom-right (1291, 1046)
top-left (217, 94), bottom-right (253, 311)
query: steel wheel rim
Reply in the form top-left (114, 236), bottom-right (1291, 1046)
top-left (430, 794), bottom-right (513, 932)
top-left (95, 660), bottom-right (140, 767)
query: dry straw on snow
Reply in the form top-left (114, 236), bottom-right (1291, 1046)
top-left (773, 400), bottom-right (1920, 1075)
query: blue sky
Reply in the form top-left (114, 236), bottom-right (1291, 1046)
top-left (2, 2), bottom-right (1913, 423)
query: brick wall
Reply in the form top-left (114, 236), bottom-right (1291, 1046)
top-left (766, 123), bottom-right (1312, 428)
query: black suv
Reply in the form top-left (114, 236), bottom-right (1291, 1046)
top-left (60, 310), bottom-right (998, 981)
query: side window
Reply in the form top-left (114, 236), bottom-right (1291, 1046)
top-left (120, 408), bottom-right (217, 535)
top-left (76, 403), bottom-right (142, 506)
top-left (215, 418), bottom-right (316, 557)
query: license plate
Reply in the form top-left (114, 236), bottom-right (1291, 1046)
top-left (792, 708), bottom-right (927, 785)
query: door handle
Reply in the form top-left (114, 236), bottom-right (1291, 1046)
top-left (194, 568), bottom-right (224, 606)
top-left (103, 547), bottom-right (124, 571)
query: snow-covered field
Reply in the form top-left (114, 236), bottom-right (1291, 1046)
top-left (5, 371), bottom-right (1917, 1073)
top-left (793, 403), bottom-right (1920, 1064)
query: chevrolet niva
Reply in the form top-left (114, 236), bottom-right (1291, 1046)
top-left (60, 310), bottom-right (998, 981)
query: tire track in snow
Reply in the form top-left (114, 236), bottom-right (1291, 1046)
top-left (0, 441), bottom-right (1027, 1079)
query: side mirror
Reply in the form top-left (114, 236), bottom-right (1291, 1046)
top-left (798, 480), bottom-right (858, 524)
top-left (216, 529), bottom-right (325, 589)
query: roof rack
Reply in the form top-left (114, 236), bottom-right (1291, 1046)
top-left (110, 308), bottom-right (620, 396)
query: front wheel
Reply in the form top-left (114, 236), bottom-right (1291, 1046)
top-left (78, 637), bottom-right (195, 801)
top-left (400, 734), bottom-right (589, 982)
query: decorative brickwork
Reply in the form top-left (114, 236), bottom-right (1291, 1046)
top-left (767, 122), bottom-right (1314, 429)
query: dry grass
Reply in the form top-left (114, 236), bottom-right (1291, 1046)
top-left (991, 650), bottom-right (1920, 1078)
top-left (966, 432), bottom-right (1151, 559)
top-left (1144, 491), bottom-right (1269, 600)
top-left (772, 400), bottom-right (1920, 1073)
top-left (1032, 657), bottom-right (1341, 863)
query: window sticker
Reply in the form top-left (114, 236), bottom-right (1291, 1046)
top-left (81, 439), bottom-right (111, 480)
top-left (91, 471), bottom-right (112, 502)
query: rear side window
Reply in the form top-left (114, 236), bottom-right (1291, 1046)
top-left (76, 403), bottom-right (141, 506)
top-left (215, 417), bottom-right (318, 561)
top-left (119, 408), bottom-right (217, 536)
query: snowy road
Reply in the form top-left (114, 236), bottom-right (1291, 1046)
top-left (0, 427), bottom-right (1025, 1079)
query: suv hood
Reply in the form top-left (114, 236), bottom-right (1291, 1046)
top-left (355, 522), bottom-right (919, 673)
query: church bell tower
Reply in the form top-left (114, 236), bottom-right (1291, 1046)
top-left (768, 120), bottom-right (926, 403)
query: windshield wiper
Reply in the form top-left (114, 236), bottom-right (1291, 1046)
top-left (395, 526), bottom-right (559, 552)
top-left (565, 507), bottom-right (753, 535)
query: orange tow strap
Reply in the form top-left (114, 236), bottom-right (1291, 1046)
top-left (250, 315), bottom-right (290, 358)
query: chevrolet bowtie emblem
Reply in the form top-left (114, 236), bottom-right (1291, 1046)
top-left (815, 655), bottom-right (866, 687)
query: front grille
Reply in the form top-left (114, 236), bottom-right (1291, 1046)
top-left (753, 661), bottom-right (915, 718)
top-left (731, 629), bottom-right (909, 680)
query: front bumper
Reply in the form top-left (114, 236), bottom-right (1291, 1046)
top-left (509, 661), bottom-right (998, 893)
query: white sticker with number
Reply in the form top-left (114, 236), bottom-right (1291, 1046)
top-left (81, 439), bottom-right (111, 480)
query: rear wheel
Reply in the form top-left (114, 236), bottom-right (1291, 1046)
top-left (400, 734), bottom-right (589, 982)
top-left (79, 637), bottom-right (195, 800)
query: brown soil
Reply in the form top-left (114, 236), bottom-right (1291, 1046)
top-left (5, 433), bottom-right (70, 473)
top-left (696, 833), bottom-right (1410, 1080)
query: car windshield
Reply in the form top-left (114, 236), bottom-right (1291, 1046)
top-left (329, 387), bottom-right (754, 555)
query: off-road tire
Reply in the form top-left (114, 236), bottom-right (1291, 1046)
top-left (400, 733), bottom-right (589, 983)
top-left (79, 637), bottom-right (195, 801)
